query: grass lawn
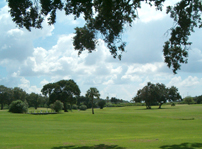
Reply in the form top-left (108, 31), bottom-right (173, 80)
top-left (0, 104), bottom-right (202, 149)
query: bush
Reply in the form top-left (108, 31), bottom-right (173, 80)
top-left (105, 102), bottom-right (114, 107)
top-left (183, 96), bottom-right (195, 105)
top-left (79, 105), bottom-right (87, 111)
top-left (98, 100), bottom-right (106, 109)
top-left (134, 103), bottom-right (146, 106)
top-left (72, 104), bottom-right (78, 110)
top-left (50, 104), bottom-right (54, 110)
top-left (9, 100), bottom-right (28, 113)
top-left (171, 102), bottom-right (175, 106)
top-left (50, 100), bottom-right (64, 113)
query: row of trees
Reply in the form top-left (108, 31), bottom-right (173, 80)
top-left (183, 96), bottom-right (202, 105)
top-left (41, 79), bottom-right (100, 114)
top-left (132, 82), bottom-right (182, 109)
top-left (109, 97), bottom-right (124, 104)
top-left (0, 80), bottom-right (103, 114)
top-left (2, 80), bottom-right (201, 113)
top-left (0, 85), bottom-right (47, 110)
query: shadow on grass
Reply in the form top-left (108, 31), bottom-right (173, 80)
top-left (160, 142), bottom-right (202, 149)
top-left (52, 144), bottom-right (126, 149)
top-left (135, 107), bottom-right (174, 110)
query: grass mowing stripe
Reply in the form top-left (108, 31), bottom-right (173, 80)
top-left (0, 104), bottom-right (202, 149)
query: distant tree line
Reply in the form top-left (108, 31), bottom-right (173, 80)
top-left (132, 82), bottom-right (202, 109)
top-left (41, 80), bottom-right (102, 114)
top-left (0, 80), bottom-right (103, 114)
top-left (1, 80), bottom-right (202, 113)
top-left (181, 95), bottom-right (202, 105)
top-left (0, 85), bottom-right (48, 110)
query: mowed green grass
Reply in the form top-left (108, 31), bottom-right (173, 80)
top-left (0, 105), bottom-right (202, 149)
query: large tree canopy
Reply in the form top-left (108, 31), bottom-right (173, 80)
top-left (41, 79), bottom-right (80, 112)
top-left (133, 82), bottom-right (182, 109)
top-left (7, 0), bottom-right (202, 73)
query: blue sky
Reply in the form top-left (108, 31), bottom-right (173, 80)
top-left (0, 0), bottom-right (202, 100)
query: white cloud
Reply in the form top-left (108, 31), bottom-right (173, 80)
top-left (1, 1), bottom-right (202, 101)
top-left (136, 0), bottom-right (179, 23)
top-left (137, 3), bottom-right (165, 23)
top-left (182, 76), bottom-right (200, 87)
top-left (168, 76), bottom-right (200, 88)
top-left (40, 79), bottom-right (49, 86)
top-left (56, 10), bottom-right (84, 25)
top-left (121, 75), bottom-right (142, 82)
top-left (167, 76), bottom-right (202, 97)
top-left (0, 5), bottom-right (54, 63)
top-left (18, 77), bottom-right (41, 94)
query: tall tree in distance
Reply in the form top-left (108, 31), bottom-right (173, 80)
top-left (6, 0), bottom-right (202, 74)
top-left (168, 86), bottom-right (182, 102)
top-left (86, 87), bottom-right (100, 114)
top-left (13, 87), bottom-right (26, 101)
top-left (133, 82), bottom-right (181, 109)
top-left (0, 85), bottom-right (8, 110)
top-left (0, 85), bottom-right (14, 110)
top-left (41, 79), bottom-right (80, 112)
top-left (26, 93), bottom-right (46, 109)
top-left (154, 83), bottom-right (168, 109)
top-left (134, 82), bottom-right (155, 109)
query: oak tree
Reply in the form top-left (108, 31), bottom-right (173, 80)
top-left (133, 82), bottom-right (181, 109)
top-left (41, 79), bottom-right (80, 112)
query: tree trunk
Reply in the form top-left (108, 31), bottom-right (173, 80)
top-left (70, 104), bottom-right (72, 112)
top-left (63, 102), bottom-right (68, 112)
top-left (146, 102), bottom-right (151, 109)
top-left (1, 103), bottom-right (3, 110)
top-left (146, 105), bottom-right (151, 109)
top-left (91, 97), bottom-right (94, 114)
top-left (158, 103), bottom-right (163, 109)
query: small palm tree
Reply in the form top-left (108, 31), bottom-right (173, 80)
top-left (86, 87), bottom-right (100, 114)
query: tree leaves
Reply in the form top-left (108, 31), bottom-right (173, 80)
top-left (133, 82), bottom-right (182, 109)
top-left (41, 79), bottom-right (81, 111)
top-left (7, 0), bottom-right (202, 73)
top-left (164, 0), bottom-right (202, 73)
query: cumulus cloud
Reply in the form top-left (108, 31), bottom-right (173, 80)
top-left (1, 1), bottom-right (202, 100)
top-left (167, 76), bottom-right (202, 97)
top-left (18, 77), bottom-right (41, 94)
top-left (0, 5), bottom-right (54, 63)
top-left (180, 48), bottom-right (202, 73)
top-left (168, 76), bottom-right (200, 88)
top-left (119, 16), bottom-right (173, 64)
top-left (40, 79), bottom-right (49, 86)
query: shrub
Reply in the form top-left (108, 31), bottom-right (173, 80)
top-left (183, 96), bottom-right (195, 105)
top-left (134, 103), bottom-right (146, 106)
top-left (9, 100), bottom-right (28, 113)
top-left (24, 99), bottom-right (29, 108)
top-left (171, 102), bottom-right (175, 106)
top-left (105, 102), bottom-right (114, 107)
top-left (98, 100), bottom-right (106, 109)
top-left (50, 100), bottom-right (64, 113)
top-left (79, 105), bottom-right (87, 111)
top-left (116, 103), bottom-right (125, 107)
top-left (72, 104), bottom-right (78, 110)
top-left (50, 104), bottom-right (54, 110)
